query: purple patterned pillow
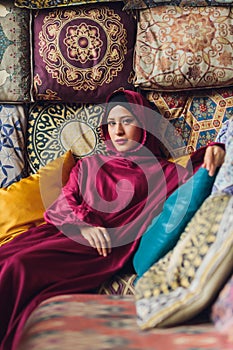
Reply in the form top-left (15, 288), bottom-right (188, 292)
top-left (32, 3), bottom-right (136, 103)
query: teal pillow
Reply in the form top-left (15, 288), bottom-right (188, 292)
top-left (133, 167), bottom-right (216, 278)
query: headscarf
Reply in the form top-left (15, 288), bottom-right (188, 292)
top-left (101, 89), bottom-right (165, 157)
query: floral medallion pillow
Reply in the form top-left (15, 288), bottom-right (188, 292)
top-left (134, 6), bottom-right (233, 92)
top-left (146, 87), bottom-right (233, 157)
top-left (0, 104), bottom-right (28, 187)
top-left (32, 3), bottom-right (136, 103)
top-left (27, 102), bottom-right (106, 173)
top-left (123, 0), bottom-right (233, 10)
top-left (135, 194), bottom-right (233, 329)
top-left (0, 1), bottom-right (31, 102)
top-left (15, 0), bottom-right (121, 9)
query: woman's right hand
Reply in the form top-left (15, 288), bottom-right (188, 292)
top-left (80, 226), bottom-right (111, 257)
top-left (202, 145), bottom-right (225, 177)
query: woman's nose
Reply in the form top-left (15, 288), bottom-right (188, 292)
top-left (115, 123), bottom-right (124, 135)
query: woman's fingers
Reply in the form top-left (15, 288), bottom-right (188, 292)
top-left (203, 146), bottom-right (225, 177)
top-left (94, 228), bottom-right (111, 257)
top-left (80, 226), bottom-right (111, 256)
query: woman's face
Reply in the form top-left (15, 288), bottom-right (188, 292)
top-left (107, 105), bottom-right (142, 152)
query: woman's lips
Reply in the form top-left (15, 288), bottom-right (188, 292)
top-left (115, 139), bottom-right (128, 145)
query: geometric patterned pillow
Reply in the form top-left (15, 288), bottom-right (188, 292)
top-left (212, 117), bottom-right (233, 195)
top-left (15, 0), bottom-right (122, 8)
top-left (27, 102), bottom-right (106, 173)
top-left (98, 273), bottom-right (137, 295)
top-left (0, 104), bottom-right (28, 187)
top-left (134, 6), bottom-right (233, 92)
top-left (215, 119), bottom-right (231, 144)
top-left (32, 3), bottom-right (136, 103)
top-left (123, 0), bottom-right (233, 10)
top-left (135, 194), bottom-right (233, 329)
top-left (146, 87), bottom-right (233, 157)
top-left (0, 1), bottom-right (31, 102)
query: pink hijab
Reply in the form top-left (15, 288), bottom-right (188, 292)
top-left (102, 89), bottom-right (166, 157)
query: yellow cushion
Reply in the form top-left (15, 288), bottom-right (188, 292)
top-left (168, 154), bottom-right (190, 168)
top-left (0, 151), bottom-right (76, 246)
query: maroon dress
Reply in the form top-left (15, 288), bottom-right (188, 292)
top-left (0, 90), bottom-right (209, 350)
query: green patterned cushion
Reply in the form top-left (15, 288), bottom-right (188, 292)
top-left (147, 87), bottom-right (233, 157)
top-left (15, 0), bottom-right (121, 9)
top-left (134, 6), bottom-right (233, 92)
top-left (0, 1), bottom-right (31, 102)
top-left (27, 102), bottom-right (106, 173)
top-left (135, 194), bottom-right (233, 329)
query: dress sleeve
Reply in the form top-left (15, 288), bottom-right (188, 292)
top-left (44, 159), bottom-right (87, 230)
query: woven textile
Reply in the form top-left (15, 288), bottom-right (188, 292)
top-left (123, 0), bottom-right (233, 10)
top-left (15, 0), bottom-right (121, 8)
top-left (18, 294), bottom-right (233, 350)
top-left (0, 1), bottom-right (31, 102)
top-left (134, 6), bottom-right (233, 92)
top-left (146, 88), bottom-right (233, 157)
top-left (135, 194), bottom-right (233, 329)
top-left (0, 105), bottom-right (27, 187)
top-left (27, 102), bottom-right (106, 173)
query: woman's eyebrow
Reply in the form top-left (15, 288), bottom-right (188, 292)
top-left (108, 115), bottom-right (133, 120)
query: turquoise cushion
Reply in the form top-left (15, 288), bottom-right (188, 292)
top-left (133, 167), bottom-right (216, 278)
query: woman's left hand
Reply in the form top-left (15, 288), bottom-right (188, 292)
top-left (80, 226), bottom-right (111, 257)
top-left (202, 145), bottom-right (225, 176)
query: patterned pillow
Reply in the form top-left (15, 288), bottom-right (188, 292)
top-left (0, 104), bottom-right (28, 187)
top-left (0, 151), bottom-right (75, 246)
top-left (134, 6), bottom-right (233, 92)
top-left (32, 3), bottom-right (136, 103)
top-left (212, 117), bottom-right (233, 194)
top-left (133, 167), bottom-right (216, 279)
top-left (27, 102), bottom-right (106, 173)
top-left (146, 87), bottom-right (233, 157)
top-left (98, 274), bottom-right (137, 295)
top-left (15, 0), bottom-right (121, 9)
top-left (123, 0), bottom-right (233, 10)
top-left (0, 1), bottom-right (31, 102)
top-left (211, 273), bottom-right (233, 333)
top-left (135, 194), bottom-right (233, 329)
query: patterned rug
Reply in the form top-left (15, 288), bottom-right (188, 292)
top-left (18, 294), bottom-right (233, 350)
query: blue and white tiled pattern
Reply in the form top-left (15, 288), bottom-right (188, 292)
top-left (0, 104), bottom-right (27, 187)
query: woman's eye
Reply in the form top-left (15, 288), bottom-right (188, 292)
top-left (123, 118), bottom-right (133, 125)
top-left (108, 121), bottom-right (116, 126)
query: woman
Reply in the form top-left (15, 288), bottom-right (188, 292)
top-left (0, 90), bottom-right (224, 350)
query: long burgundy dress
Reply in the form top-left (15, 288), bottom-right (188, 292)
top-left (0, 91), bottom-right (212, 350)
